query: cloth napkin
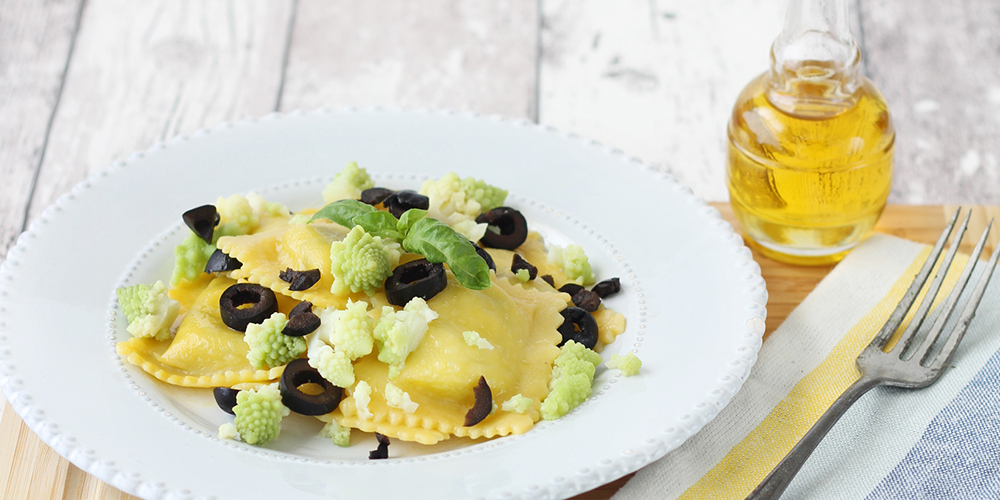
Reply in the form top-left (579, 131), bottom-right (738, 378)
top-left (613, 234), bottom-right (1000, 500)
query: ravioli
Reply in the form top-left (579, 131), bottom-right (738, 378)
top-left (330, 275), bottom-right (570, 444)
top-left (117, 276), bottom-right (288, 387)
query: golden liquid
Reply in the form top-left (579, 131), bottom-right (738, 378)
top-left (726, 71), bottom-right (894, 265)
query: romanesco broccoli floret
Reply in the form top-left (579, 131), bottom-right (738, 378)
top-left (170, 231), bottom-right (217, 285)
top-left (246, 192), bottom-right (289, 218)
top-left (373, 297), bottom-right (439, 379)
top-left (216, 193), bottom-right (260, 235)
top-left (245, 312), bottom-right (307, 369)
top-left (233, 383), bottom-right (289, 445)
top-left (329, 226), bottom-right (393, 296)
top-left (548, 244), bottom-right (596, 286)
top-left (384, 382), bottom-right (419, 414)
top-left (540, 340), bottom-right (602, 420)
top-left (501, 394), bottom-right (534, 414)
top-left (607, 353), bottom-right (642, 376)
top-left (353, 380), bottom-right (373, 420)
top-left (320, 419), bottom-right (351, 447)
top-left (420, 172), bottom-right (508, 226)
top-left (323, 162), bottom-right (375, 203)
top-left (116, 280), bottom-right (180, 341)
top-left (218, 423), bottom-right (240, 441)
top-left (451, 219), bottom-right (489, 242)
top-left (307, 343), bottom-right (355, 387)
top-left (462, 330), bottom-right (494, 350)
top-left (313, 299), bottom-right (374, 360)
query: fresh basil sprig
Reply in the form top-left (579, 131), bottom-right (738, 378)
top-left (309, 200), bottom-right (490, 290)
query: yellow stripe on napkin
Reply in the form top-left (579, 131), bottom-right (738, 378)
top-left (679, 247), bottom-right (969, 499)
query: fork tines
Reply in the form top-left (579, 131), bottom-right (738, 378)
top-left (867, 208), bottom-right (1000, 370)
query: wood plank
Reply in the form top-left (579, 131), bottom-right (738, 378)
top-left (860, 0), bottom-right (1000, 205)
top-left (0, 0), bottom-right (82, 261)
top-left (280, 0), bottom-right (538, 119)
top-left (24, 0), bottom-right (295, 225)
top-left (538, 0), bottom-right (786, 201)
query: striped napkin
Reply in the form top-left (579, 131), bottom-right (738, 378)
top-left (613, 234), bottom-right (1000, 500)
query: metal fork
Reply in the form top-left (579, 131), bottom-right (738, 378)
top-left (747, 209), bottom-right (1000, 500)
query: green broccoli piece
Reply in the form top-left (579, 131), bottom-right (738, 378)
top-left (501, 394), bottom-right (534, 414)
top-left (373, 298), bottom-right (439, 379)
top-left (245, 312), bottom-right (307, 370)
top-left (329, 226), bottom-right (393, 296)
top-left (233, 383), bottom-right (289, 445)
top-left (547, 244), bottom-right (596, 286)
top-left (540, 340), bottom-right (603, 420)
top-left (384, 382), bottom-right (419, 414)
top-left (420, 172), bottom-right (508, 225)
top-left (313, 299), bottom-right (374, 361)
top-left (462, 330), bottom-right (494, 350)
top-left (308, 343), bottom-right (355, 387)
top-left (607, 353), bottom-right (642, 376)
top-left (323, 162), bottom-right (375, 203)
top-left (116, 281), bottom-right (180, 341)
top-left (320, 419), bottom-right (351, 447)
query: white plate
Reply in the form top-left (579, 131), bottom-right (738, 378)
top-left (0, 109), bottom-right (766, 500)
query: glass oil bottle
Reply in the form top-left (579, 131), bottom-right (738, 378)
top-left (726, 0), bottom-right (894, 265)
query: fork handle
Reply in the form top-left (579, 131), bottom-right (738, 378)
top-left (746, 376), bottom-right (882, 500)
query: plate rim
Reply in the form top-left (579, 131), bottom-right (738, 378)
top-left (0, 106), bottom-right (767, 499)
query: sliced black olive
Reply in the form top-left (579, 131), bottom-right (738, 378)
top-left (279, 359), bottom-right (344, 415)
top-left (476, 207), bottom-right (528, 250)
top-left (473, 243), bottom-right (496, 272)
top-left (384, 190), bottom-right (430, 218)
top-left (510, 254), bottom-right (537, 280)
top-left (384, 259), bottom-right (448, 306)
top-left (540, 275), bottom-right (555, 287)
top-left (213, 387), bottom-right (240, 415)
top-left (183, 205), bottom-right (219, 244)
top-left (557, 307), bottom-right (599, 349)
top-left (219, 283), bottom-right (279, 332)
top-left (572, 289), bottom-right (602, 312)
top-left (205, 249), bottom-right (242, 273)
top-left (559, 283), bottom-right (585, 296)
top-left (283, 311), bottom-right (321, 337)
top-left (463, 376), bottom-right (493, 427)
top-left (592, 278), bottom-right (621, 298)
top-left (369, 433), bottom-right (390, 459)
top-left (279, 267), bottom-right (322, 291)
top-left (289, 301), bottom-right (313, 318)
top-left (360, 187), bottom-right (395, 206)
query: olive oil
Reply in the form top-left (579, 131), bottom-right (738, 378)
top-left (726, 0), bottom-right (894, 265)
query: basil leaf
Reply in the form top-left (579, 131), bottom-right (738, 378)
top-left (353, 211), bottom-right (403, 240)
top-left (403, 218), bottom-right (491, 290)
top-left (397, 209), bottom-right (427, 235)
top-left (309, 200), bottom-right (376, 227)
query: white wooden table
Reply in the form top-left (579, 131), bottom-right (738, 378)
top-left (2, 1), bottom-right (999, 498)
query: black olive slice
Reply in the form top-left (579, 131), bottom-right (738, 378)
top-left (289, 301), bottom-right (313, 318)
top-left (473, 243), bottom-right (496, 272)
top-left (476, 207), bottom-right (528, 250)
top-left (360, 187), bottom-right (395, 206)
top-left (592, 278), bottom-right (621, 298)
top-left (279, 359), bottom-right (344, 416)
top-left (384, 259), bottom-right (448, 306)
top-left (510, 254), bottom-right (537, 280)
top-left (279, 267), bottom-right (322, 291)
top-left (219, 283), bottom-right (279, 332)
top-left (205, 249), bottom-right (243, 273)
top-left (557, 307), bottom-right (599, 349)
top-left (213, 387), bottom-right (240, 415)
top-left (540, 275), bottom-right (555, 287)
top-left (369, 433), bottom-right (390, 459)
top-left (572, 289), bottom-right (602, 312)
top-left (463, 376), bottom-right (493, 427)
top-left (183, 205), bottom-right (219, 244)
top-left (384, 190), bottom-right (430, 218)
top-left (283, 311), bottom-right (321, 337)
top-left (559, 283), bottom-right (585, 296)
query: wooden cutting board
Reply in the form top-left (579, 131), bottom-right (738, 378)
top-left (2, 204), bottom-right (997, 500)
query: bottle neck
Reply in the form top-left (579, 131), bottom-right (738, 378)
top-left (767, 0), bottom-right (862, 117)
